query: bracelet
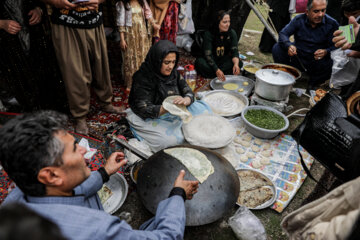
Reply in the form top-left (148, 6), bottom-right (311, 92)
top-left (168, 187), bottom-right (186, 201)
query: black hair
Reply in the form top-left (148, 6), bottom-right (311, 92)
top-left (120, 0), bottom-right (145, 11)
top-left (0, 111), bottom-right (67, 196)
top-left (0, 203), bottom-right (67, 240)
top-left (307, 0), bottom-right (328, 11)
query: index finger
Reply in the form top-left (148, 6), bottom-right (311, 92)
top-left (333, 29), bottom-right (343, 37)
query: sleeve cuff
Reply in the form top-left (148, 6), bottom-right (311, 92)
top-left (98, 167), bottom-right (110, 183)
top-left (169, 187), bottom-right (186, 202)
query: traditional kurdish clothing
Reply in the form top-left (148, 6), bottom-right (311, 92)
top-left (195, 28), bottom-right (242, 78)
top-left (127, 40), bottom-right (211, 151)
top-left (116, 1), bottom-right (153, 89)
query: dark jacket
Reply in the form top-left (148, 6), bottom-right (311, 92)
top-left (129, 40), bottom-right (194, 119)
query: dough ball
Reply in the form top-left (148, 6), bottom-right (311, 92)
top-left (254, 138), bottom-right (262, 145)
top-left (234, 137), bottom-right (242, 144)
top-left (236, 147), bottom-right (245, 154)
top-left (243, 81), bottom-right (249, 86)
top-left (246, 151), bottom-right (256, 158)
top-left (251, 145), bottom-right (260, 152)
top-left (263, 143), bottom-right (271, 150)
top-left (240, 155), bottom-right (248, 162)
top-left (238, 88), bottom-right (244, 92)
top-left (242, 134), bottom-right (252, 142)
top-left (236, 128), bottom-right (241, 135)
top-left (260, 157), bottom-right (271, 165)
top-left (241, 140), bottom-right (251, 147)
top-left (262, 150), bottom-right (272, 157)
top-left (252, 159), bottom-right (262, 168)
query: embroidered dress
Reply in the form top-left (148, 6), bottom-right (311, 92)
top-left (155, 1), bottom-right (179, 44)
top-left (121, 4), bottom-right (151, 89)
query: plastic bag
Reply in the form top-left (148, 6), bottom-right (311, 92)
top-left (228, 206), bottom-right (267, 240)
top-left (330, 49), bottom-right (360, 89)
top-left (178, 0), bottom-right (195, 35)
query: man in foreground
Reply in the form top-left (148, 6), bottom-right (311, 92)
top-left (0, 111), bottom-right (199, 240)
top-left (272, 0), bottom-right (339, 91)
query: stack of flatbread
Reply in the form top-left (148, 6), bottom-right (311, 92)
top-left (237, 170), bottom-right (274, 208)
top-left (162, 95), bottom-right (192, 123)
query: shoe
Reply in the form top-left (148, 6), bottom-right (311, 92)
top-left (102, 104), bottom-right (125, 114)
top-left (75, 118), bottom-right (89, 135)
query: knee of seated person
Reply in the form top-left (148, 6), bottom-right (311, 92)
top-left (151, 135), bottom-right (182, 152)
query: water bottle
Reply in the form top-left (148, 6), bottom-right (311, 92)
top-left (184, 64), bottom-right (197, 91)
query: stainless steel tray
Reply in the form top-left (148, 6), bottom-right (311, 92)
top-left (202, 90), bottom-right (249, 117)
top-left (235, 168), bottom-right (277, 210)
top-left (210, 75), bottom-right (255, 97)
top-left (102, 173), bottom-right (128, 214)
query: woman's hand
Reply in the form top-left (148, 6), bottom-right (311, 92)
top-left (28, 7), bottom-right (42, 26)
top-left (216, 69), bottom-right (225, 81)
top-left (173, 96), bottom-right (191, 106)
top-left (233, 64), bottom-right (240, 75)
top-left (0, 20), bottom-right (21, 34)
top-left (120, 39), bottom-right (127, 51)
top-left (159, 105), bottom-right (168, 116)
top-left (152, 23), bottom-right (160, 31)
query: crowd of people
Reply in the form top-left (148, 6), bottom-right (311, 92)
top-left (0, 0), bottom-right (360, 239)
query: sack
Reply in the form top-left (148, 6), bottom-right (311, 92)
top-left (291, 92), bottom-right (360, 181)
top-left (330, 49), bottom-right (360, 89)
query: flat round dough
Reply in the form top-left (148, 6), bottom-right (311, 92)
top-left (262, 150), bottom-right (272, 157)
top-left (163, 96), bottom-right (192, 123)
top-left (240, 155), bottom-right (248, 162)
top-left (236, 147), bottom-right (245, 154)
top-left (260, 157), bottom-right (270, 165)
top-left (203, 91), bottom-right (246, 116)
top-left (182, 114), bottom-right (236, 148)
top-left (236, 129), bottom-right (241, 135)
top-left (263, 143), bottom-right (271, 150)
top-left (223, 83), bottom-right (238, 90)
top-left (254, 138), bottom-right (262, 145)
top-left (246, 151), bottom-right (256, 158)
top-left (251, 145), bottom-right (260, 152)
top-left (241, 140), bottom-right (251, 147)
top-left (252, 159), bottom-right (262, 168)
top-left (234, 137), bottom-right (242, 144)
top-left (242, 134), bottom-right (252, 142)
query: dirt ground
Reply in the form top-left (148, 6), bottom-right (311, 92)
top-left (115, 30), bottom-right (342, 240)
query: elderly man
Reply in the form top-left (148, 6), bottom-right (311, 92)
top-left (41, 0), bottom-right (124, 135)
top-left (0, 111), bottom-right (199, 240)
top-left (272, 0), bottom-right (339, 91)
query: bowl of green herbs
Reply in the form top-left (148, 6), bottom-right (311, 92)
top-left (241, 105), bottom-right (289, 139)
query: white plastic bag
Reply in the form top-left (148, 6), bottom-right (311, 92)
top-left (228, 206), bottom-right (267, 240)
top-left (178, 0), bottom-right (195, 34)
top-left (330, 49), bottom-right (360, 89)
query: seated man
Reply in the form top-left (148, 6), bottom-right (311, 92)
top-left (272, 0), bottom-right (339, 91)
top-left (0, 111), bottom-right (199, 240)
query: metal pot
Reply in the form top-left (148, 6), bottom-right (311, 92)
top-left (255, 69), bottom-right (295, 101)
top-left (261, 63), bottom-right (301, 80)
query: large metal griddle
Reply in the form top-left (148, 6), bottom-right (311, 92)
top-left (112, 137), bottom-right (240, 226)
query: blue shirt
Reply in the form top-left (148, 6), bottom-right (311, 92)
top-left (3, 171), bottom-right (186, 240)
top-left (278, 14), bottom-right (339, 56)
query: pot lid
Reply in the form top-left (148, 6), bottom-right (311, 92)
top-left (255, 69), bottom-right (295, 86)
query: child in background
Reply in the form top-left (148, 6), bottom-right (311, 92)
top-left (116, 0), bottom-right (160, 93)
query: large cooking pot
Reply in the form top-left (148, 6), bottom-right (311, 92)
top-left (112, 137), bottom-right (240, 226)
top-left (261, 63), bottom-right (301, 80)
top-left (255, 69), bottom-right (295, 101)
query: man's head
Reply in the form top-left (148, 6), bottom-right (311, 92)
top-left (0, 111), bottom-right (89, 196)
top-left (342, 0), bottom-right (360, 19)
top-left (306, 0), bottom-right (328, 26)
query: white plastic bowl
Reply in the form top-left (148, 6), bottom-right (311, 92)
top-left (241, 105), bottom-right (289, 139)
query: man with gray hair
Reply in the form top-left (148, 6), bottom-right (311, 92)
top-left (272, 0), bottom-right (339, 92)
top-left (0, 110), bottom-right (199, 240)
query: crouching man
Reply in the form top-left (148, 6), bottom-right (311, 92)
top-left (0, 110), bottom-right (199, 240)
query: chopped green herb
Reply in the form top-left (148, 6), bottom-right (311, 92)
top-left (245, 109), bottom-right (285, 130)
